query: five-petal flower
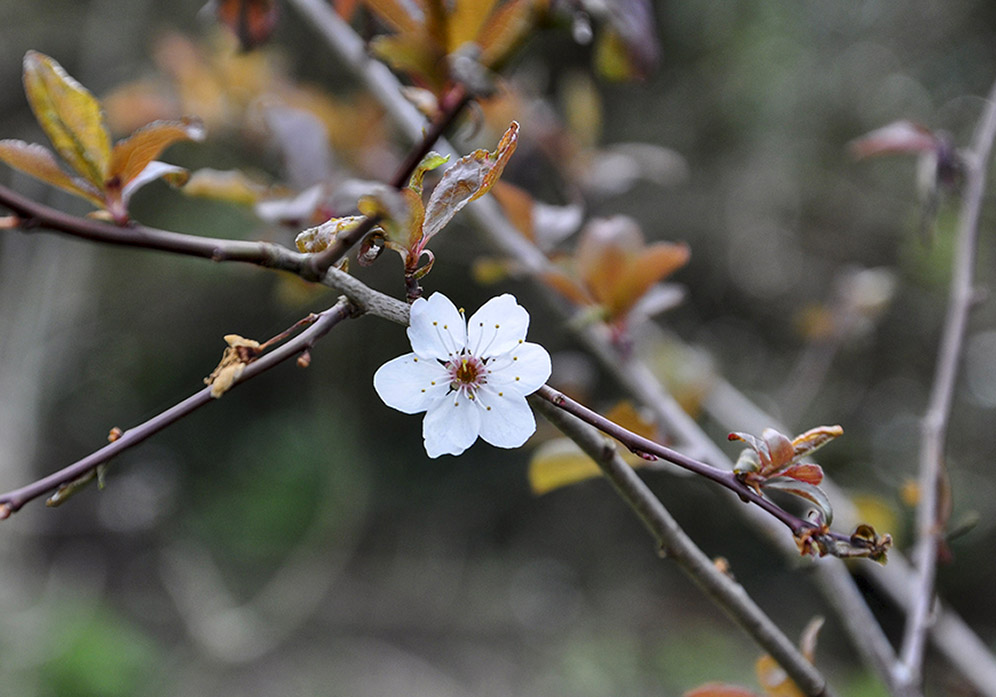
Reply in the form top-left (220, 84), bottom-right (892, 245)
top-left (374, 293), bottom-right (551, 458)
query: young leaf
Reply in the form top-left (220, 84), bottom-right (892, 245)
top-left (109, 117), bottom-right (205, 188)
top-left (0, 139), bottom-right (103, 206)
top-left (763, 478), bottom-right (834, 526)
top-left (22, 50), bottom-right (111, 187)
top-left (421, 121), bottom-right (519, 241)
top-left (789, 425), bottom-right (843, 461)
top-left (295, 215), bottom-right (367, 253)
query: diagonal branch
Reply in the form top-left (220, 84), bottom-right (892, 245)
top-left (896, 76), bottom-right (996, 691)
top-left (0, 298), bottom-right (354, 517)
top-left (529, 393), bottom-right (836, 697)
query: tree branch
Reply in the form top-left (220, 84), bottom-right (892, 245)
top-left (529, 393), bottom-right (835, 697)
top-left (0, 298), bottom-right (354, 517)
top-left (896, 76), bottom-right (996, 691)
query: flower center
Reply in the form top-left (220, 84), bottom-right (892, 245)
top-left (448, 354), bottom-right (486, 396)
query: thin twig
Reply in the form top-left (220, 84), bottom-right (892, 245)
top-left (529, 394), bottom-right (835, 697)
top-left (897, 77), bottom-right (996, 691)
top-left (0, 298), bottom-right (353, 517)
top-left (534, 385), bottom-right (864, 554)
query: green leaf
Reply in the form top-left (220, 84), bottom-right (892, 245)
top-left (763, 477), bottom-right (834, 526)
top-left (421, 120), bottom-right (519, 241)
top-left (0, 139), bottom-right (103, 206)
top-left (408, 151), bottom-right (449, 195)
top-left (22, 50), bottom-right (111, 187)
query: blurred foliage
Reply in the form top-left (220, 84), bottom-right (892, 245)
top-left (1, 1), bottom-right (996, 696)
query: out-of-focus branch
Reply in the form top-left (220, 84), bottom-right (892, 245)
top-left (285, 4), bottom-right (996, 694)
top-left (0, 298), bottom-right (354, 517)
top-left (530, 394), bottom-right (836, 697)
top-left (897, 76), bottom-right (996, 691)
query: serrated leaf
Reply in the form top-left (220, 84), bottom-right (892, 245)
top-left (109, 117), bottom-right (205, 188)
top-left (0, 139), bottom-right (103, 206)
top-left (763, 478), bottom-right (834, 526)
top-left (421, 121), bottom-right (519, 241)
top-left (22, 51), bottom-right (110, 187)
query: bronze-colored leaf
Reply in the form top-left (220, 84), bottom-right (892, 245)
top-left (479, 0), bottom-right (545, 69)
top-left (0, 139), bottom-right (103, 206)
top-left (607, 241), bottom-right (689, 318)
top-left (790, 425), bottom-right (843, 460)
top-left (421, 121), bottom-right (519, 241)
top-left (22, 51), bottom-right (110, 187)
top-left (109, 117), bottom-right (205, 187)
top-left (491, 180), bottom-right (535, 239)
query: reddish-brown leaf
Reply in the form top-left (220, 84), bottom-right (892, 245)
top-left (216, 0), bottom-right (280, 50)
top-left (849, 120), bottom-right (937, 160)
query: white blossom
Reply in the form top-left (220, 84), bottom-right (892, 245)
top-left (374, 293), bottom-right (552, 458)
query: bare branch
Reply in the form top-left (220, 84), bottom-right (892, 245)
top-left (897, 76), bottom-right (996, 691)
top-left (529, 393), bottom-right (836, 697)
top-left (0, 298), bottom-right (353, 517)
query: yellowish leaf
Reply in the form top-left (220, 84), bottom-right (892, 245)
top-left (448, 0), bottom-right (500, 51)
top-left (491, 180), bottom-right (534, 239)
top-left (109, 117), bottom-right (205, 186)
top-left (370, 33), bottom-right (445, 92)
top-left (22, 51), bottom-right (111, 187)
top-left (361, 0), bottom-right (422, 33)
top-left (0, 139), bottom-right (103, 206)
top-left (755, 655), bottom-right (805, 697)
top-left (183, 168), bottom-right (266, 204)
top-left (528, 439), bottom-right (604, 495)
top-left (295, 215), bottom-right (366, 253)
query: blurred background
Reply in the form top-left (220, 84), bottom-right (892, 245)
top-left (2, 1), bottom-right (996, 695)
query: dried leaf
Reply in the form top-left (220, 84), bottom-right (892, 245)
top-left (422, 121), bottom-right (519, 241)
top-left (295, 215), bottom-right (366, 253)
top-left (22, 51), bottom-right (111, 187)
top-left (0, 139), bottom-right (103, 205)
top-left (109, 117), bottom-right (205, 187)
top-left (204, 334), bottom-right (261, 398)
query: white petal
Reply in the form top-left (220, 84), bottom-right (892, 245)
top-left (422, 392), bottom-right (482, 457)
top-left (408, 293), bottom-right (468, 361)
top-left (467, 294), bottom-right (529, 358)
top-left (476, 390), bottom-right (536, 449)
top-left (485, 341), bottom-right (551, 396)
top-left (373, 353), bottom-right (450, 414)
